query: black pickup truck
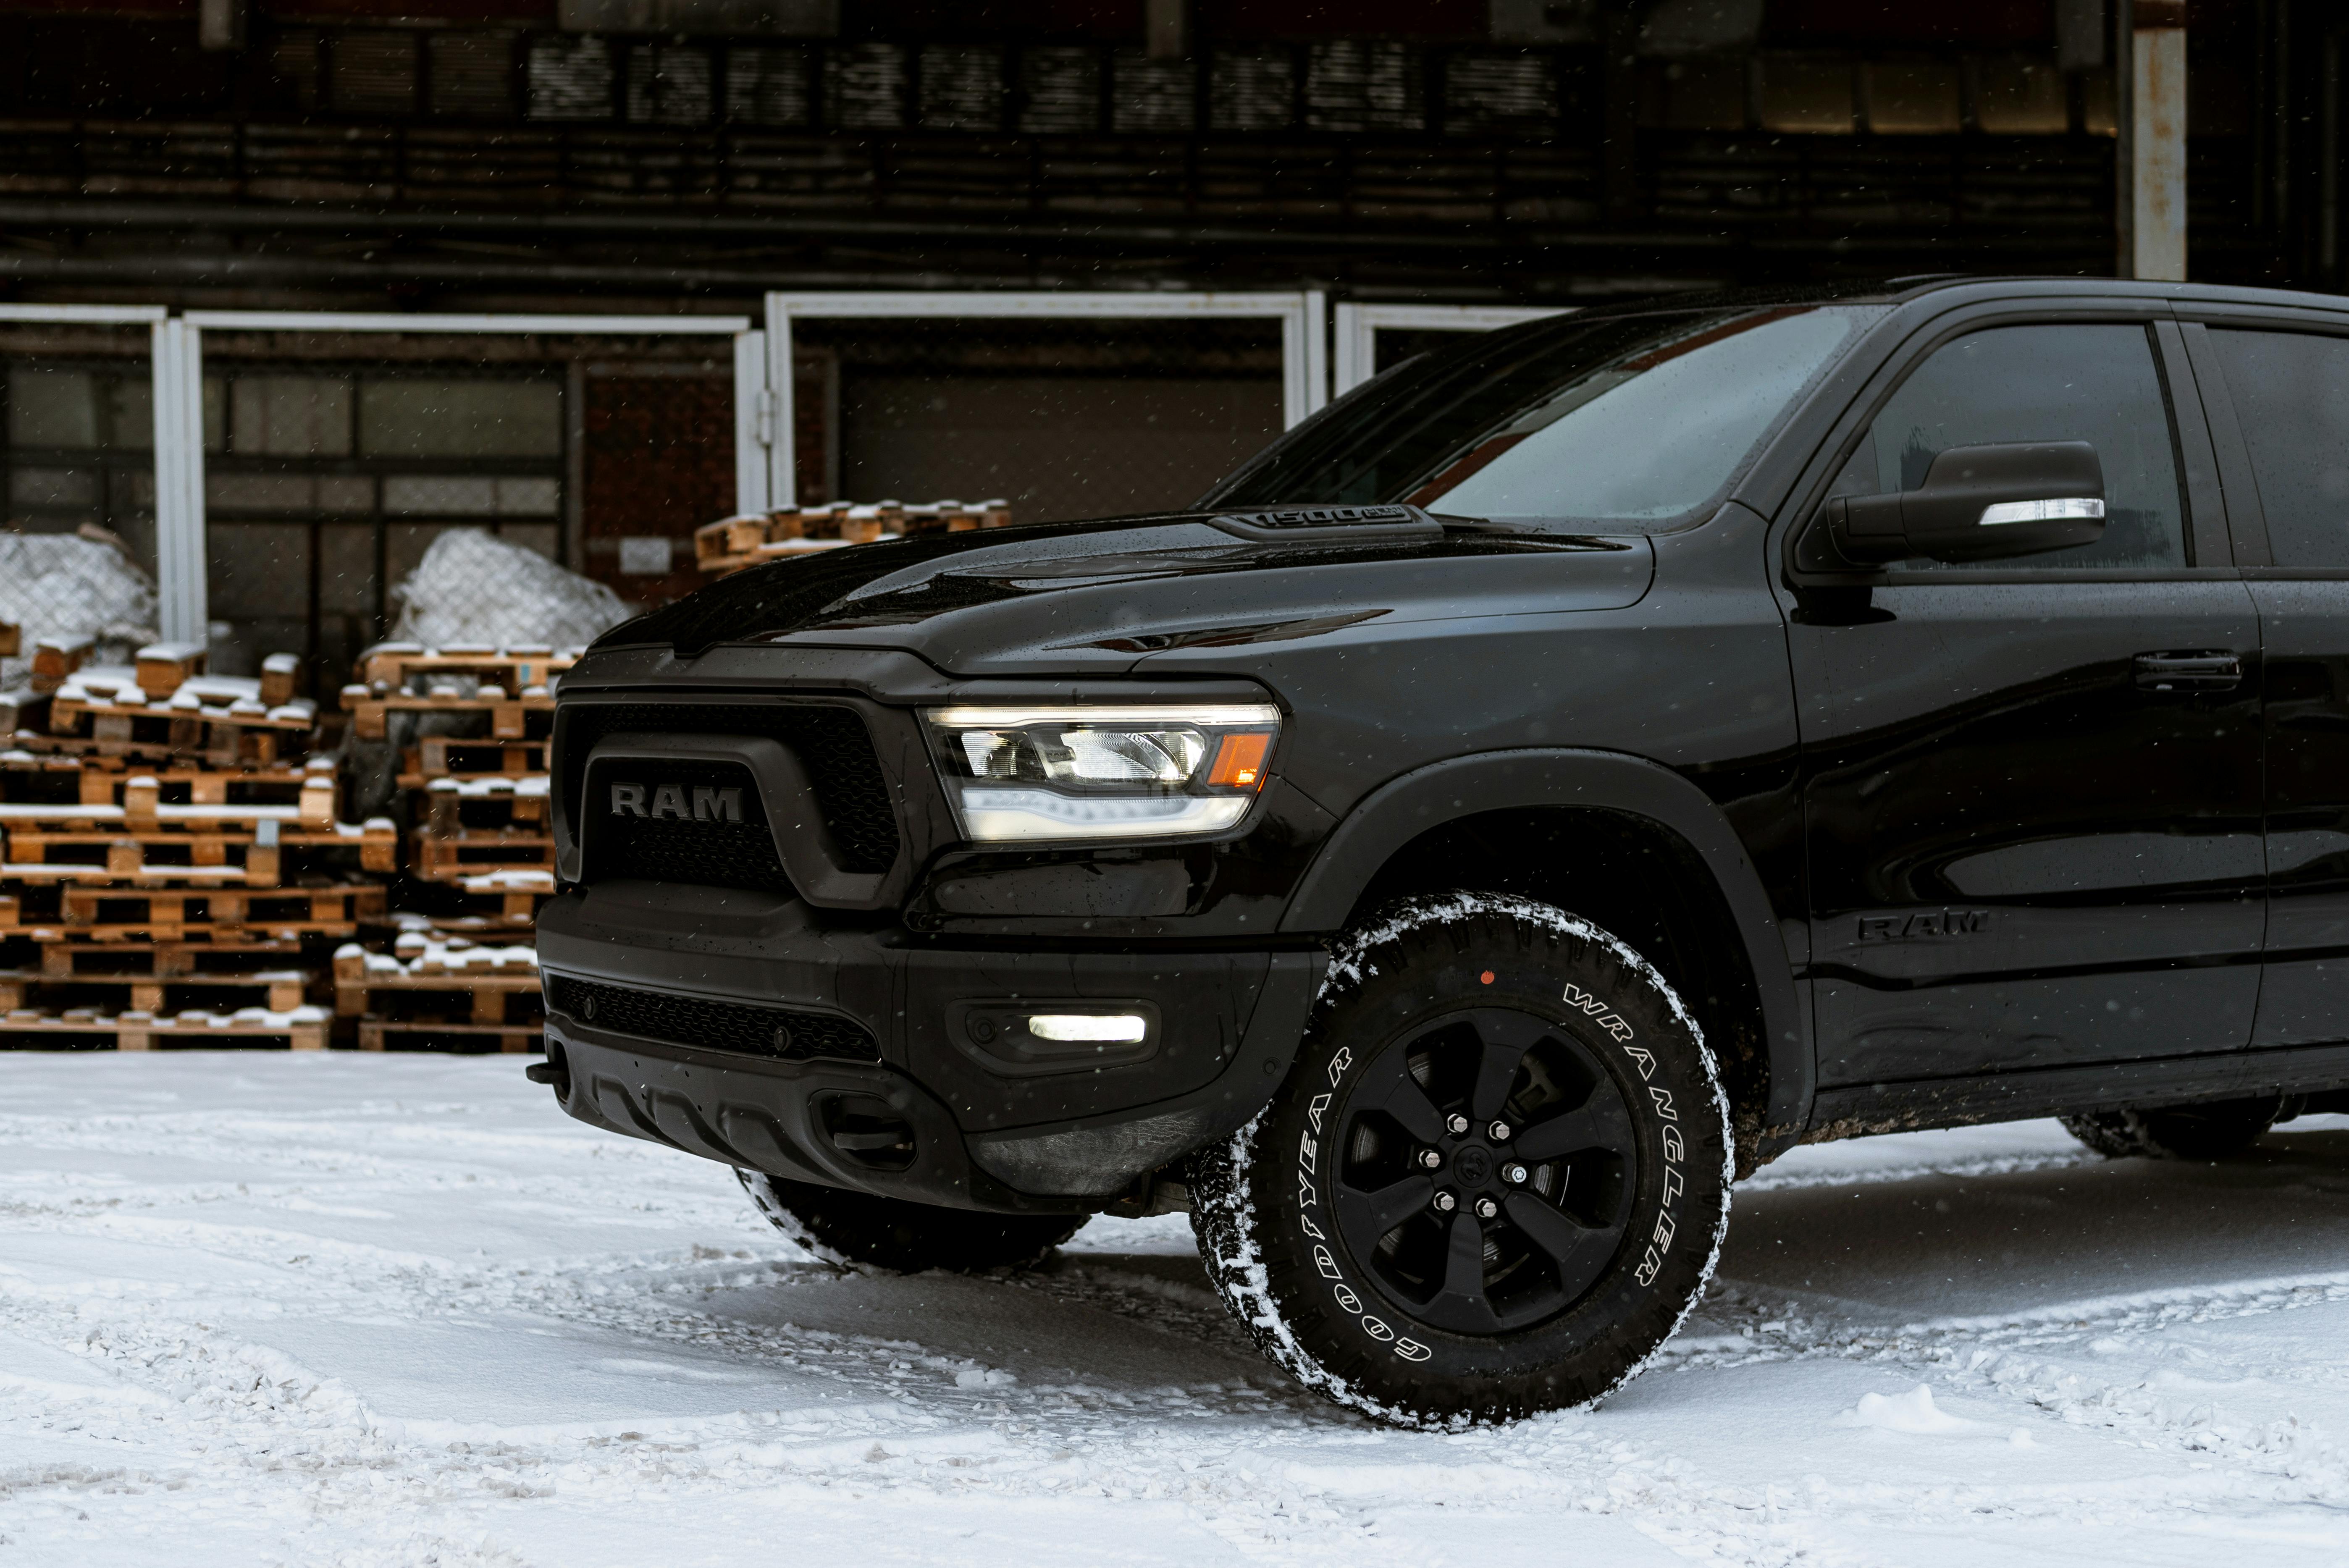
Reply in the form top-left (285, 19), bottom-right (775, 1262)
top-left (531, 276), bottom-right (2349, 1428)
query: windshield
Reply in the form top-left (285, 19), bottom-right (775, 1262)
top-left (1202, 304), bottom-right (1886, 532)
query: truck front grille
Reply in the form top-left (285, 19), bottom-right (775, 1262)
top-left (559, 701), bottom-right (900, 874)
top-left (584, 759), bottom-right (792, 895)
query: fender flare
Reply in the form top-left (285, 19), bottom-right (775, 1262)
top-left (1278, 747), bottom-right (1810, 1154)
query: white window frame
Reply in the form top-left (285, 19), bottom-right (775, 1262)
top-left (0, 304), bottom-right (175, 635)
top-left (761, 290), bottom-right (1329, 509)
top-left (1332, 303), bottom-right (1573, 398)
top-left (165, 311), bottom-right (756, 643)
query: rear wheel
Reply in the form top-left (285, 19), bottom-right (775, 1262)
top-left (738, 1169), bottom-right (1085, 1272)
top-left (1189, 894), bottom-right (1734, 1428)
top-left (2060, 1096), bottom-right (2282, 1161)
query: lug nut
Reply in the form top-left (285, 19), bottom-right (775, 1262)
top-left (1445, 1113), bottom-right (1469, 1135)
top-left (1433, 1190), bottom-right (1457, 1214)
top-left (1419, 1148), bottom-right (1444, 1170)
top-left (1504, 1163), bottom-right (1528, 1185)
top-left (1474, 1196), bottom-right (1499, 1219)
top-left (1488, 1120), bottom-right (1513, 1142)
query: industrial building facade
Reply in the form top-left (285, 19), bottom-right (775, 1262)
top-left (0, 0), bottom-right (2337, 683)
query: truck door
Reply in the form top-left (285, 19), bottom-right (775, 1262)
top-left (2186, 320), bottom-right (2349, 1049)
top-left (1787, 315), bottom-right (2265, 1088)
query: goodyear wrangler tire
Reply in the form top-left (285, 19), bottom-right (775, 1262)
top-left (1189, 894), bottom-right (1734, 1428)
top-left (738, 1169), bottom-right (1084, 1273)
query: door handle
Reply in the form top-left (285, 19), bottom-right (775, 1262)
top-left (2133, 651), bottom-right (2243, 692)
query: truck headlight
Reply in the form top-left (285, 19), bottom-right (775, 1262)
top-left (923, 702), bottom-right (1281, 843)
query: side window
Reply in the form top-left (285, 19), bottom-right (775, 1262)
top-left (1829, 323), bottom-right (2189, 570)
top-left (2207, 329), bottom-right (2349, 570)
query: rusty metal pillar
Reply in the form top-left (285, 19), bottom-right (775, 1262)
top-left (2132, 0), bottom-right (2189, 281)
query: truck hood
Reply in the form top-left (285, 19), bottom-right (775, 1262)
top-left (593, 511), bottom-right (1653, 677)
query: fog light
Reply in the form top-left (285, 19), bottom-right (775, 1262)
top-left (1026, 1013), bottom-right (1148, 1044)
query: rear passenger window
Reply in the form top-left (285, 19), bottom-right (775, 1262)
top-left (2207, 329), bottom-right (2349, 569)
top-left (1830, 323), bottom-right (2189, 570)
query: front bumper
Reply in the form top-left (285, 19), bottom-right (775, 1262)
top-left (535, 881), bottom-right (1323, 1213)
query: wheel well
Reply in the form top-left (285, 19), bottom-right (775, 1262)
top-left (1347, 806), bottom-right (1773, 1177)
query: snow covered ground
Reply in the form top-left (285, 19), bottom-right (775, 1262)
top-left (8, 1054), bottom-right (2349, 1566)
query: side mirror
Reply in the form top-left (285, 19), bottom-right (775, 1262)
top-left (1821, 441), bottom-right (2106, 565)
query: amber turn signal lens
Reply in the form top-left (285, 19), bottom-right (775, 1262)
top-left (1207, 732), bottom-right (1273, 790)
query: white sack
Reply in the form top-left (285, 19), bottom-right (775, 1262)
top-left (0, 532), bottom-right (159, 690)
top-left (388, 529), bottom-right (629, 653)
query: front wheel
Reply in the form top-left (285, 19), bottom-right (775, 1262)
top-left (738, 1170), bottom-right (1085, 1272)
top-left (1189, 894), bottom-right (1734, 1428)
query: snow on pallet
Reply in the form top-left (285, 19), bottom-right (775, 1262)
top-left (0, 1005), bottom-right (328, 1051)
top-left (338, 935), bottom-right (541, 1050)
top-left (47, 668), bottom-right (318, 765)
top-left (0, 966), bottom-right (310, 1015)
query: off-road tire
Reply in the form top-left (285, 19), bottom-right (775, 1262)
top-left (2060, 1096), bottom-right (2283, 1161)
top-left (1188, 893), bottom-right (1735, 1428)
top-left (738, 1169), bottom-right (1085, 1272)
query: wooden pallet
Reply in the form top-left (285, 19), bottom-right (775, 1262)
top-left (0, 771), bottom-right (337, 827)
top-left (0, 818), bottom-right (396, 886)
top-left (418, 776), bottom-right (548, 836)
top-left (334, 947), bottom-right (540, 1024)
top-left (357, 645), bottom-right (581, 693)
top-left (399, 737), bottom-right (549, 782)
top-left (0, 758), bottom-right (325, 810)
top-left (390, 881), bottom-right (551, 934)
top-left (0, 968), bottom-right (310, 1014)
top-left (45, 692), bottom-right (317, 764)
top-left (34, 938), bottom-right (306, 980)
top-left (355, 1020), bottom-right (541, 1053)
top-left (341, 689), bottom-right (553, 742)
top-left (0, 1007), bottom-right (328, 1051)
top-left (412, 829), bottom-right (556, 883)
top-left (693, 501), bottom-right (1010, 573)
top-left (44, 884), bottom-right (387, 940)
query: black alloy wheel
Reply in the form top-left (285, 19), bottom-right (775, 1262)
top-left (1332, 1008), bottom-right (1638, 1336)
top-left (1190, 894), bottom-right (1732, 1428)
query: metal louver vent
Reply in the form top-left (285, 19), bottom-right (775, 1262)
top-left (1305, 40), bottom-right (1423, 133)
top-left (529, 37), bottom-right (614, 120)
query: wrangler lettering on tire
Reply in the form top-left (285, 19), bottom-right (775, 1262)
top-left (1190, 893), bottom-right (1734, 1428)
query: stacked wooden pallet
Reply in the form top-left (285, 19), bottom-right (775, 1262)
top-left (0, 643), bottom-right (364, 1052)
top-left (693, 498), bottom-right (1014, 575)
top-left (334, 933), bottom-right (541, 1053)
top-left (354, 643), bottom-right (569, 939)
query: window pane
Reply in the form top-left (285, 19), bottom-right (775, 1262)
top-left (360, 379), bottom-right (561, 457)
top-left (1853, 324), bottom-right (2186, 570)
top-left (2209, 330), bottom-right (2349, 570)
top-left (384, 475), bottom-right (497, 515)
top-left (9, 370), bottom-right (99, 447)
top-left (1427, 309), bottom-right (1872, 526)
top-left (230, 375), bottom-right (353, 456)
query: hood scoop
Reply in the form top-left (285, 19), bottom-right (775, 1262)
top-left (1207, 504), bottom-right (1444, 543)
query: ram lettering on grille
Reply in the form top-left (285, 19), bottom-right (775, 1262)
top-left (609, 783), bottom-right (743, 823)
